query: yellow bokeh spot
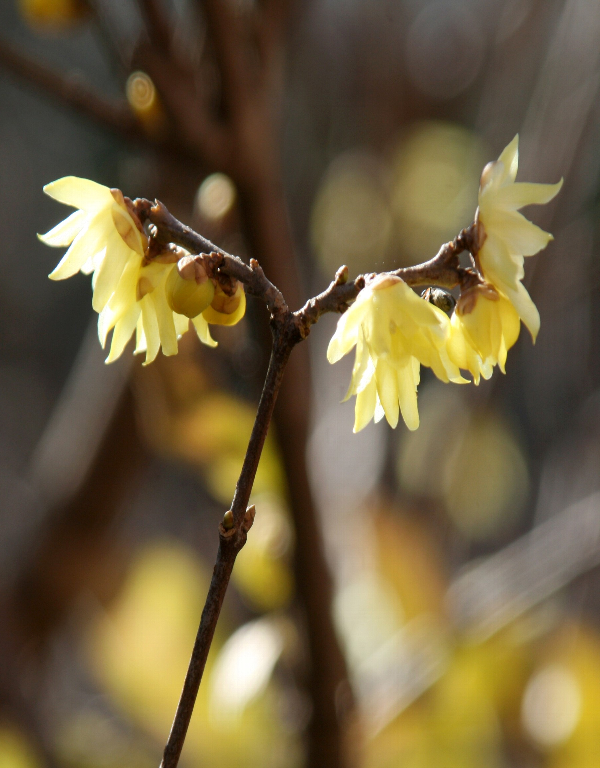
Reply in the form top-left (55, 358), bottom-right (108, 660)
top-left (391, 122), bottom-right (485, 263)
top-left (311, 151), bottom-right (394, 275)
top-left (0, 728), bottom-right (40, 768)
top-left (397, 383), bottom-right (528, 541)
top-left (126, 72), bottom-right (165, 136)
top-left (19, 0), bottom-right (86, 28)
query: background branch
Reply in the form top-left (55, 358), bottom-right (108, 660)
top-left (0, 40), bottom-right (141, 140)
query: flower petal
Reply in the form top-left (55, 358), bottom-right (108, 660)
top-left (140, 295), bottom-right (160, 364)
top-left (496, 135), bottom-right (519, 185)
top-left (192, 315), bottom-right (218, 348)
top-left (105, 304), bottom-right (141, 363)
top-left (327, 291), bottom-right (371, 363)
top-left (38, 209), bottom-right (87, 247)
top-left (484, 209), bottom-right (553, 256)
top-left (92, 230), bottom-right (136, 312)
top-left (48, 223), bottom-right (107, 281)
top-left (504, 282), bottom-right (540, 341)
top-left (353, 375), bottom-right (377, 433)
top-left (375, 358), bottom-right (399, 429)
top-left (397, 360), bottom-right (419, 431)
top-left (150, 283), bottom-right (178, 357)
top-left (493, 179), bottom-right (563, 210)
top-left (43, 176), bottom-right (113, 211)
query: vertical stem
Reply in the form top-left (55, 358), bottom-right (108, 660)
top-left (160, 330), bottom-right (293, 768)
top-left (238, 178), bottom-right (353, 768)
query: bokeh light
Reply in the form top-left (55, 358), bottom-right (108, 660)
top-left (391, 122), bottom-right (485, 263)
top-left (196, 173), bottom-right (237, 221)
top-left (311, 151), bottom-right (394, 275)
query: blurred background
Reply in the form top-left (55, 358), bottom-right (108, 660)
top-left (0, 0), bottom-right (599, 767)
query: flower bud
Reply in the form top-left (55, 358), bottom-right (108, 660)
top-left (421, 287), bottom-right (456, 316)
top-left (166, 256), bottom-right (216, 319)
top-left (202, 280), bottom-right (246, 326)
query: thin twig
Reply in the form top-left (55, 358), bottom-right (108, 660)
top-left (160, 330), bottom-right (295, 768)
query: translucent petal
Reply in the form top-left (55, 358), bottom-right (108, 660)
top-left (112, 204), bottom-right (146, 256)
top-left (140, 295), bottom-right (160, 364)
top-left (343, 334), bottom-right (371, 401)
top-left (493, 179), bottom-right (563, 210)
top-left (135, 315), bottom-right (147, 354)
top-left (174, 313), bottom-right (190, 337)
top-left (48, 223), bottom-right (106, 281)
top-left (38, 209), bottom-right (87, 247)
top-left (375, 358), bottom-right (399, 428)
top-left (327, 293), bottom-right (371, 363)
top-left (103, 257), bottom-right (140, 327)
top-left (505, 282), bottom-right (540, 341)
top-left (92, 231), bottom-right (134, 312)
top-left (43, 176), bottom-right (113, 211)
top-left (484, 209), bottom-right (553, 256)
top-left (150, 285), bottom-right (178, 357)
top-left (192, 315), bottom-right (218, 348)
top-left (105, 304), bottom-right (140, 363)
top-left (374, 395), bottom-right (385, 424)
top-left (500, 295), bottom-right (521, 350)
top-left (397, 362), bottom-right (419, 431)
top-left (479, 233), bottom-right (523, 291)
top-left (496, 135), bottom-right (519, 185)
top-left (353, 376), bottom-right (377, 433)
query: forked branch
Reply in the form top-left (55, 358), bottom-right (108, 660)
top-left (137, 200), bottom-right (479, 768)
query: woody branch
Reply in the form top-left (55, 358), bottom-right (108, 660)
top-left (135, 199), bottom-right (481, 768)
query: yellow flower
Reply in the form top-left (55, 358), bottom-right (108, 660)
top-left (41, 177), bottom-right (146, 312)
top-left (41, 177), bottom-right (217, 364)
top-left (327, 275), bottom-right (466, 432)
top-left (476, 135), bottom-right (562, 341)
top-left (447, 284), bottom-right (520, 382)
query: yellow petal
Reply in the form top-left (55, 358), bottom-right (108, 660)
top-left (135, 315), bottom-right (146, 354)
top-left (43, 176), bottom-right (113, 211)
top-left (91, 230), bottom-right (135, 312)
top-left (202, 285), bottom-right (246, 326)
top-left (38, 209), bottom-right (86, 247)
top-left (150, 283), bottom-right (178, 357)
top-left (105, 304), bottom-right (141, 363)
top-left (504, 282), bottom-right (540, 341)
top-left (496, 135), bottom-right (519, 185)
top-left (485, 209), bottom-right (553, 256)
top-left (353, 375), bottom-right (377, 433)
top-left (48, 223), bottom-right (107, 281)
top-left (327, 292), bottom-right (371, 363)
top-left (140, 295), bottom-right (160, 364)
top-left (375, 358), bottom-right (399, 428)
top-left (173, 313), bottom-right (190, 338)
top-left (112, 204), bottom-right (146, 256)
top-left (191, 314), bottom-right (218, 348)
top-left (493, 179), bottom-right (563, 209)
top-left (397, 361), bottom-right (419, 431)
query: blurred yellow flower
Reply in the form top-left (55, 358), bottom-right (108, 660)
top-left (41, 176), bottom-right (218, 364)
top-left (328, 275), bottom-right (465, 432)
top-left (448, 284), bottom-right (520, 382)
top-left (476, 135), bottom-right (562, 341)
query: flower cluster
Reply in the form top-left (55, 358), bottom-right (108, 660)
top-left (41, 177), bottom-right (245, 364)
top-left (329, 136), bottom-right (562, 431)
